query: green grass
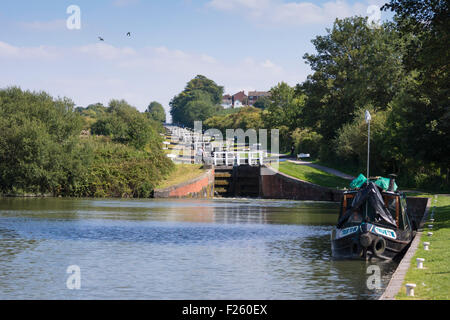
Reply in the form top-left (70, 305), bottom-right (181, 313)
top-left (156, 164), bottom-right (205, 189)
top-left (276, 161), bottom-right (350, 189)
top-left (396, 194), bottom-right (450, 300)
top-left (314, 159), bottom-right (361, 177)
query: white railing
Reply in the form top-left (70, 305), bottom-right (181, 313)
top-left (214, 151), bottom-right (265, 166)
top-left (213, 151), bottom-right (236, 166)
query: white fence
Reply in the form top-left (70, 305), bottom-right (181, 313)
top-left (213, 151), bottom-right (264, 166)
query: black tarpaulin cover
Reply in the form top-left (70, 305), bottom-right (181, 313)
top-left (338, 182), bottom-right (397, 228)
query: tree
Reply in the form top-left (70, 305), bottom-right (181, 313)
top-left (170, 75), bottom-right (224, 127)
top-left (300, 17), bottom-right (405, 141)
top-left (382, 0), bottom-right (449, 173)
top-left (263, 82), bottom-right (305, 132)
top-left (184, 75), bottom-right (224, 105)
top-left (253, 96), bottom-right (270, 109)
top-left (146, 101), bottom-right (166, 123)
top-left (91, 99), bottom-right (161, 150)
top-left (0, 87), bottom-right (83, 194)
top-left (334, 106), bottom-right (393, 174)
top-left (204, 106), bottom-right (263, 133)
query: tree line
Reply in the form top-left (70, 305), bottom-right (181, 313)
top-left (170, 1), bottom-right (448, 191)
top-left (0, 88), bottom-right (172, 197)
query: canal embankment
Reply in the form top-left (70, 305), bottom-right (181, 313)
top-left (153, 165), bottom-right (215, 199)
top-left (260, 165), bottom-right (343, 202)
top-left (380, 196), bottom-right (431, 300)
top-left (381, 194), bottom-right (450, 300)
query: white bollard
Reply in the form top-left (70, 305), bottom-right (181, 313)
top-left (427, 232), bottom-right (433, 237)
top-left (416, 258), bottom-right (425, 269)
top-left (423, 242), bottom-right (430, 250)
top-left (429, 219), bottom-right (435, 223)
top-left (406, 283), bottom-right (416, 297)
top-left (428, 225), bottom-right (433, 229)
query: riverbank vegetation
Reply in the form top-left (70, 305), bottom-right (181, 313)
top-left (396, 194), bottom-right (450, 300)
top-left (156, 164), bottom-right (205, 189)
top-left (170, 1), bottom-right (448, 192)
top-left (0, 87), bottom-right (173, 197)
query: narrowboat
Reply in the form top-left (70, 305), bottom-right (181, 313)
top-left (331, 175), bottom-right (414, 260)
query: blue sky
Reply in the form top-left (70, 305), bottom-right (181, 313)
top-left (0, 0), bottom-right (390, 117)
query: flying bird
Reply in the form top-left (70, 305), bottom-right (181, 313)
top-left (98, 36), bottom-right (104, 41)
top-left (126, 32), bottom-right (131, 37)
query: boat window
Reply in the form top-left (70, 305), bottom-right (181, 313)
top-left (383, 194), bottom-right (400, 227)
top-left (348, 208), bottom-right (363, 224)
top-left (400, 197), bottom-right (410, 230)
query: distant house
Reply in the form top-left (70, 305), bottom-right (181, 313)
top-left (232, 91), bottom-right (247, 108)
top-left (221, 94), bottom-right (232, 109)
top-left (248, 91), bottom-right (270, 106)
top-left (222, 90), bottom-right (268, 108)
top-left (234, 100), bottom-right (243, 108)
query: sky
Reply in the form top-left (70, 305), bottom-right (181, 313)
top-left (0, 0), bottom-right (392, 119)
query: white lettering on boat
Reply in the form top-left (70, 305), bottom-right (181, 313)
top-left (337, 226), bottom-right (359, 238)
top-left (374, 226), bottom-right (396, 239)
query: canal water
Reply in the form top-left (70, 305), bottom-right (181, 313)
top-left (0, 198), bottom-right (397, 300)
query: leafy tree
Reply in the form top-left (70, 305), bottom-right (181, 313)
top-left (334, 106), bottom-right (392, 175)
top-left (0, 87), bottom-right (83, 194)
top-left (91, 99), bottom-right (161, 150)
top-left (184, 75), bottom-right (224, 105)
top-left (170, 75), bottom-right (224, 127)
top-left (382, 0), bottom-right (449, 173)
top-left (300, 17), bottom-right (405, 141)
top-left (69, 136), bottom-right (173, 198)
top-left (253, 96), bottom-right (270, 109)
top-left (263, 82), bottom-right (305, 132)
top-left (204, 106), bottom-right (263, 133)
top-left (146, 101), bottom-right (166, 123)
top-left (291, 128), bottom-right (323, 159)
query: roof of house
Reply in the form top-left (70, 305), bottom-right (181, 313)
top-left (248, 91), bottom-right (270, 97)
top-left (232, 91), bottom-right (247, 101)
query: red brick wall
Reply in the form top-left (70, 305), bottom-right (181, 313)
top-left (168, 174), bottom-right (211, 197)
top-left (154, 169), bottom-right (215, 198)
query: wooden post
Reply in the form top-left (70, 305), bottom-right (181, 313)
top-left (396, 196), bottom-right (400, 227)
top-left (343, 194), bottom-right (347, 213)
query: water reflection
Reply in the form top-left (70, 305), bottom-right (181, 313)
top-left (0, 198), bottom-right (397, 299)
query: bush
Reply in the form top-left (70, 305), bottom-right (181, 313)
top-left (91, 99), bottom-right (162, 150)
top-left (291, 128), bottom-right (322, 158)
top-left (68, 137), bottom-right (173, 198)
top-left (0, 87), bottom-right (83, 194)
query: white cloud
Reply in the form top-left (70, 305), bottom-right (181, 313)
top-left (0, 41), bottom-right (307, 120)
top-left (207, 0), bottom-right (378, 25)
top-left (18, 19), bottom-right (66, 31)
top-left (0, 41), bottom-right (59, 59)
top-left (78, 43), bottom-right (137, 60)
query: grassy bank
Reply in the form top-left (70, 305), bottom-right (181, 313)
top-left (276, 161), bottom-right (350, 189)
top-left (396, 194), bottom-right (450, 300)
top-left (315, 159), bottom-right (450, 193)
top-left (156, 164), bottom-right (205, 189)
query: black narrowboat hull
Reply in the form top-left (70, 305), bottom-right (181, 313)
top-left (331, 223), bottom-right (413, 261)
